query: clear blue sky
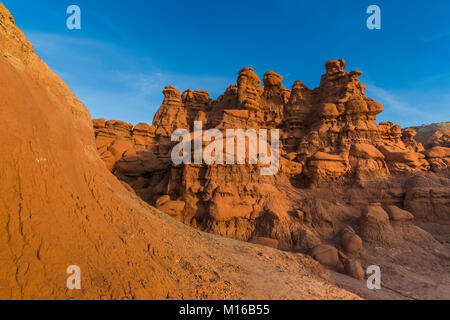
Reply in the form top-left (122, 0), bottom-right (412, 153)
top-left (3, 0), bottom-right (450, 127)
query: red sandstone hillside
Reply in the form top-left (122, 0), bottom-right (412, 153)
top-left (0, 3), bottom-right (361, 300)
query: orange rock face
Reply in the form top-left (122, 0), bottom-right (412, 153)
top-left (94, 59), bottom-right (450, 298)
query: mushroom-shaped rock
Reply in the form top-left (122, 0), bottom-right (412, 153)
top-left (402, 128), bottom-right (417, 139)
top-left (359, 203), bottom-right (394, 242)
top-left (367, 100), bottom-right (383, 115)
top-left (162, 85), bottom-right (181, 105)
top-left (391, 125), bottom-right (402, 137)
top-left (237, 67), bottom-right (260, 87)
top-left (349, 70), bottom-right (362, 80)
top-left (263, 71), bottom-right (283, 87)
top-left (325, 59), bottom-right (346, 75)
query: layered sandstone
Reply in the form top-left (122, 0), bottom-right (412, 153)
top-left (94, 59), bottom-right (450, 298)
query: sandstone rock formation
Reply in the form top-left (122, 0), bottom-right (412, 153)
top-left (309, 245), bottom-right (343, 271)
top-left (0, 3), bottom-right (361, 300)
top-left (359, 204), bottom-right (394, 243)
top-left (408, 122), bottom-right (450, 149)
top-left (340, 227), bottom-right (363, 254)
top-left (93, 56), bottom-right (450, 298)
top-left (344, 259), bottom-right (365, 281)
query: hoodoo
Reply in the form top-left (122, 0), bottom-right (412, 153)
top-left (94, 59), bottom-right (450, 299)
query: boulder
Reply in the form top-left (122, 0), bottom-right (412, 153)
top-left (309, 245), bottom-right (340, 269)
top-left (359, 203), bottom-right (394, 242)
top-left (385, 205), bottom-right (414, 221)
top-left (340, 227), bottom-right (363, 253)
top-left (344, 259), bottom-right (365, 280)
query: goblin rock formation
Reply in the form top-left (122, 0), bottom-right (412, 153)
top-left (1, 2), bottom-right (363, 300)
top-left (94, 60), bottom-right (450, 297)
top-left (95, 60), bottom-right (449, 187)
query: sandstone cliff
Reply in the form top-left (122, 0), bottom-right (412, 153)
top-left (94, 59), bottom-right (450, 298)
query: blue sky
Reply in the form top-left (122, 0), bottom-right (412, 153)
top-left (3, 0), bottom-right (450, 127)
